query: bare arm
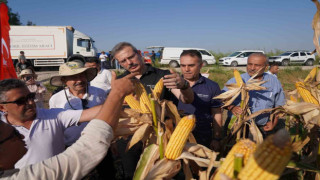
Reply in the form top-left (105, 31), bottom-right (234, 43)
top-left (163, 69), bottom-right (194, 104)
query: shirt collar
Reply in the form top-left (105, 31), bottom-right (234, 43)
top-left (65, 88), bottom-right (88, 99)
top-left (192, 74), bottom-right (206, 86)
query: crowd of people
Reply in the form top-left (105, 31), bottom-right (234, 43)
top-left (0, 42), bottom-right (285, 179)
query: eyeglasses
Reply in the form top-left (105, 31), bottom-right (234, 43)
top-left (0, 93), bottom-right (36, 105)
top-left (0, 129), bottom-right (21, 144)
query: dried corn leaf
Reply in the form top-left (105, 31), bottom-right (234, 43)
top-left (312, 0), bottom-right (320, 56)
top-left (133, 144), bottom-right (160, 180)
top-left (126, 123), bottom-right (153, 151)
top-left (184, 143), bottom-right (214, 159)
top-left (249, 120), bottom-right (264, 144)
top-left (177, 152), bottom-right (211, 167)
top-left (165, 100), bottom-right (181, 124)
top-left (206, 152), bottom-right (218, 180)
top-left (182, 159), bottom-right (194, 180)
top-left (145, 158), bottom-right (181, 180)
top-left (292, 136), bottom-right (311, 152)
top-left (115, 126), bottom-right (140, 137)
top-left (188, 133), bottom-right (197, 144)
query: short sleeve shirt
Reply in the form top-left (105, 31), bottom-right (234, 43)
top-left (49, 86), bottom-right (107, 146)
top-left (178, 75), bottom-right (222, 136)
top-left (222, 73), bottom-right (285, 126)
top-left (1, 108), bottom-right (82, 168)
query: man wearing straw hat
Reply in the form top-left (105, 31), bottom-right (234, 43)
top-left (19, 69), bottom-right (47, 108)
top-left (49, 60), bottom-right (107, 146)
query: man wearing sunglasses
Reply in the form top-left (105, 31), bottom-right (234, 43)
top-left (0, 72), bottom-right (137, 179)
top-left (0, 79), bottom-right (103, 169)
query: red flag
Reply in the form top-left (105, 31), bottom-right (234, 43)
top-left (0, 3), bottom-right (17, 80)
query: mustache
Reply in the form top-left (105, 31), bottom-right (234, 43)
top-left (128, 63), bottom-right (138, 69)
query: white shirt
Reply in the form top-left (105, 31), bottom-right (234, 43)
top-left (1, 119), bottom-right (113, 180)
top-left (266, 70), bottom-right (277, 77)
top-left (1, 108), bottom-right (82, 169)
top-left (90, 69), bottom-right (112, 92)
top-left (49, 86), bottom-right (107, 146)
top-left (99, 54), bottom-right (108, 62)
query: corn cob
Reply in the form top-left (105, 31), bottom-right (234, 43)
top-left (234, 69), bottom-right (243, 87)
top-left (295, 82), bottom-right (319, 105)
top-left (152, 78), bottom-right (164, 100)
top-left (304, 67), bottom-right (317, 83)
top-left (165, 115), bottom-right (195, 160)
top-left (124, 94), bottom-right (141, 111)
top-left (214, 139), bottom-right (256, 180)
top-left (135, 82), bottom-right (152, 113)
top-left (238, 129), bottom-right (292, 180)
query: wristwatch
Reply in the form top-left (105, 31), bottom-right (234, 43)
top-left (180, 79), bottom-right (190, 90)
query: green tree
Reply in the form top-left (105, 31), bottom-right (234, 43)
top-left (0, 0), bottom-right (22, 25)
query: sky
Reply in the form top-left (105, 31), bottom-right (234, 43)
top-left (7, 0), bottom-right (319, 53)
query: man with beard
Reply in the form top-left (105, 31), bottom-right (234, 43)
top-left (177, 50), bottom-right (222, 150)
top-left (0, 79), bottom-right (102, 168)
top-left (223, 53), bottom-right (285, 137)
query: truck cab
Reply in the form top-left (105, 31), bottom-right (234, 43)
top-left (269, 51), bottom-right (315, 66)
top-left (73, 30), bottom-right (97, 58)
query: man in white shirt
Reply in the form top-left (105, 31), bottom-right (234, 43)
top-left (0, 79), bottom-right (102, 169)
top-left (0, 72), bottom-right (138, 179)
top-left (49, 60), bottom-right (107, 146)
top-left (266, 61), bottom-right (279, 77)
top-left (85, 57), bottom-right (112, 92)
top-left (99, 51), bottom-right (108, 69)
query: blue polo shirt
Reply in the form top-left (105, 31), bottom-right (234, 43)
top-left (178, 75), bottom-right (222, 137)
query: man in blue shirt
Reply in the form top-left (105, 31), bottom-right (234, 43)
top-left (223, 53), bottom-right (285, 136)
top-left (177, 50), bottom-right (222, 150)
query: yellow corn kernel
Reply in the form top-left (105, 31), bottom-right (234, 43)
top-left (289, 95), bottom-right (298, 102)
top-left (304, 67), bottom-right (317, 83)
top-left (238, 130), bottom-right (292, 180)
top-left (140, 90), bottom-right (151, 113)
top-left (234, 69), bottom-right (243, 87)
top-left (214, 139), bottom-right (256, 180)
top-left (152, 78), bottom-right (164, 100)
top-left (295, 82), bottom-right (319, 105)
top-left (165, 115), bottom-right (196, 160)
top-left (124, 94), bottom-right (141, 111)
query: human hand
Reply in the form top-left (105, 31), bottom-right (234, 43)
top-left (228, 105), bottom-right (242, 116)
top-left (111, 71), bottom-right (138, 96)
top-left (263, 121), bottom-right (275, 132)
top-left (163, 69), bottom-right (185, 89)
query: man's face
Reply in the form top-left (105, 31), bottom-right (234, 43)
top-left (20, 59), bottom-right (26, 64)
top-left (85, 62), bottom-right (100, 72)
top-left (0, 87), bottom-right (37, 122)
top-left (246, 55), bottom-right (267, 78)
top-left (114, 46), bottom-right (144, 73)
top-left (62, 72), bottom-right (87, 94)
top-left (0, 122), bottom-right (27, 170)
top-left (180, 55), bottom-right (203, 81)
top-left (270, 65), bottom-right (279, 75)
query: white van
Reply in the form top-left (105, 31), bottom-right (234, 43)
top-left (219, 50), bottom-right (265, 67)
top-left (158, 47), bottom-right (216, 67)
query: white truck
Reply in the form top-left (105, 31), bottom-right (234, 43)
top-left (268, 51), bottom-right (315, 66)
top-left (9, 26), bottom-right (98, 69)
top-left (147, 46), bottom-right (216, 67)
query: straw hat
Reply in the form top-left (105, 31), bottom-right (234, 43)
top-left (19, 69), bottom-right (37, 78)
top-left (50, 61), bottom-right (97, 87)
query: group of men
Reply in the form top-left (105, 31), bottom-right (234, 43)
top-left (0, 42), bottom-right (285, 179)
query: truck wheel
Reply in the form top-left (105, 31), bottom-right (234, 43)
top-left (67, 54), bottom-right (86, 64)
top-left (169, 61), bottom-right (179, 68)
top-left (281, 59), bottom-right (289, 66)
top-left (305, 59), bottom-right (314, 66)
top-left (202, 60), bottom-right (208, 66)
top-left (230, 61), bottom-right (238, 67)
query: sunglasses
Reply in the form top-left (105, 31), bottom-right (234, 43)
top-left (0, 129), bottom-right (22, 144)
top-left (0, 93), bottom-right (36, 105)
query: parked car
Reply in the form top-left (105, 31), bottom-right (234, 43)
top-left (269, 51), bottom-right (315, 66)
top-left (147, 47), bottom-right (215, 67)
top-left (219, 50), bottom-right (265, 67)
